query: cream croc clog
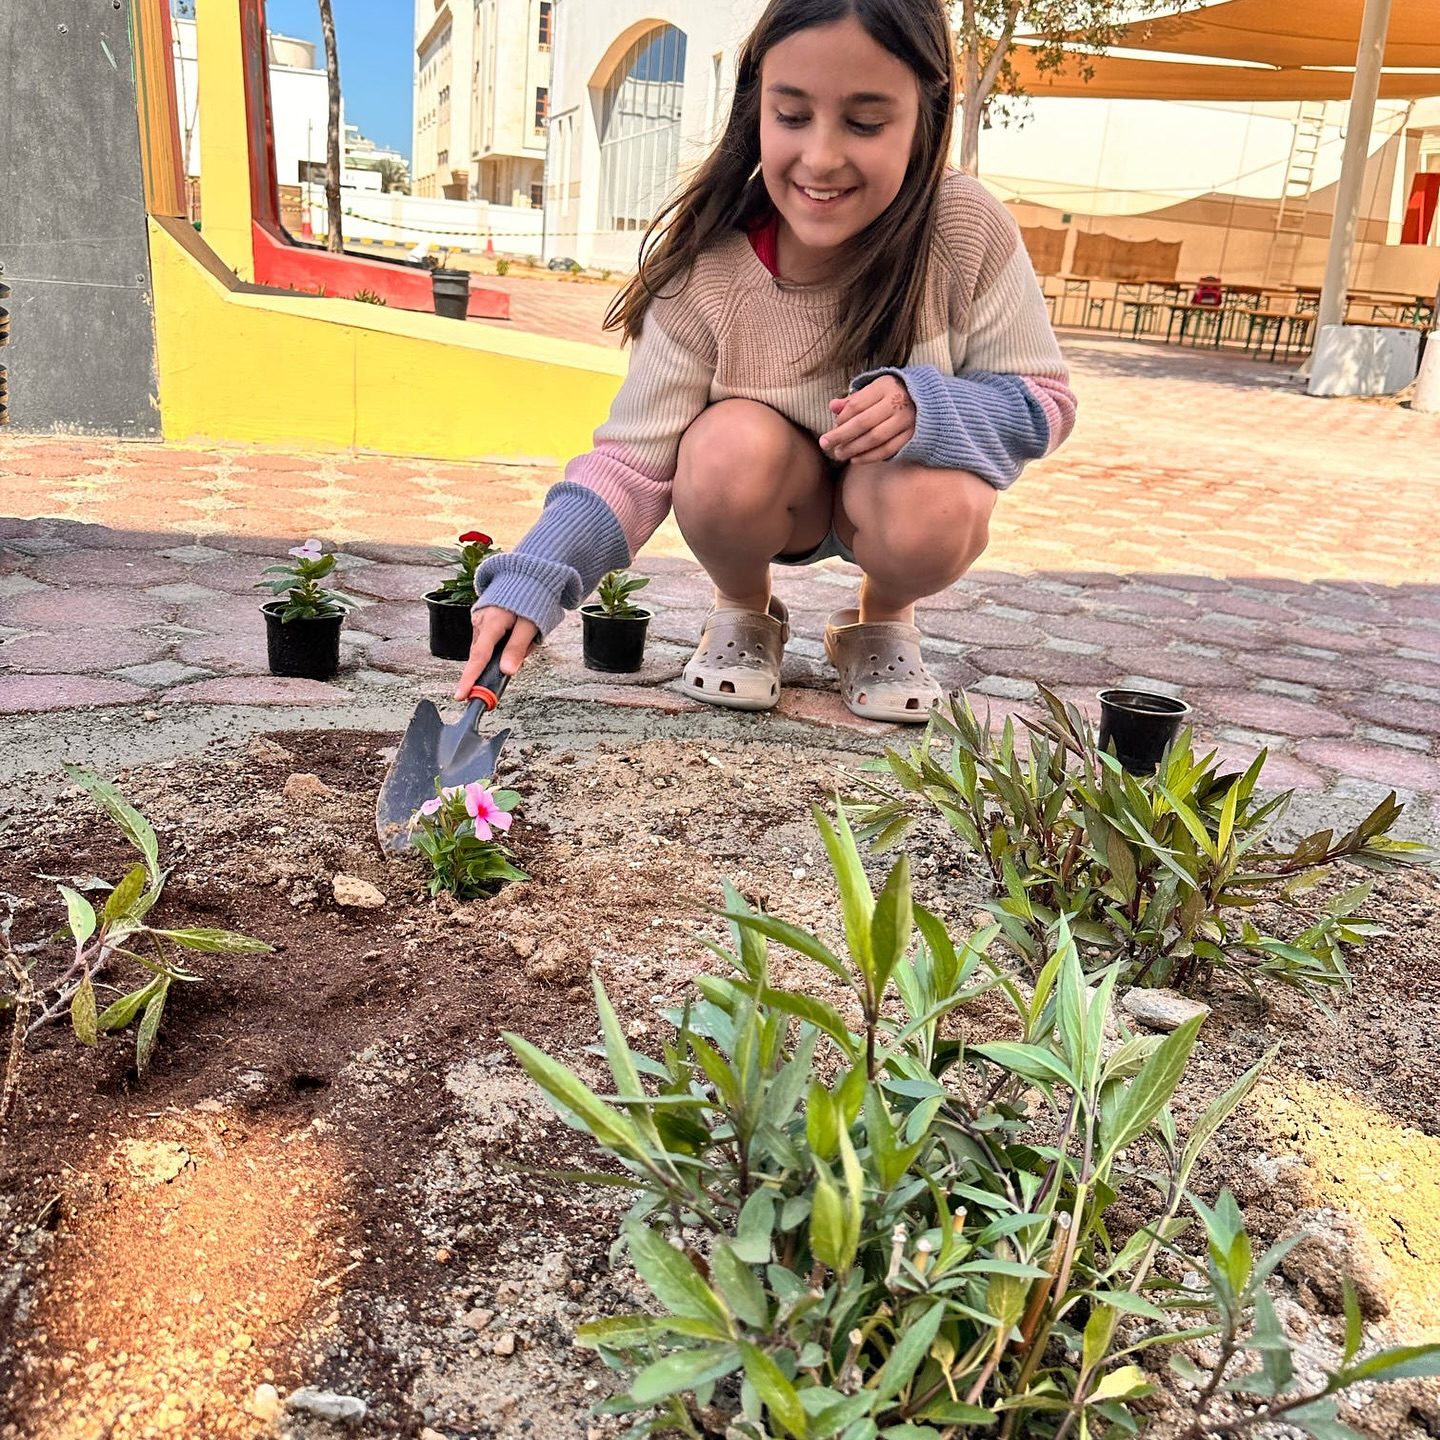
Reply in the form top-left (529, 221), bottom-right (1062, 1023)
top-left (823, 607), bottom-right (944, 723)
top-left (681, 597), bottom-right (789, 711)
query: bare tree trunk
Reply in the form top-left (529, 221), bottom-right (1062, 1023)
top-left (955, 0), bottom-right (1024, 176)
top-left (318, 0), bottom-right (343, 253)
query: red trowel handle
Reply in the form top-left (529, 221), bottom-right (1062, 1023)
top-left (466, 628), bottom-right (512, 711)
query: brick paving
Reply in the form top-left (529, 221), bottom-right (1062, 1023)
top-left (3, 283), bottom-right (1440, 832)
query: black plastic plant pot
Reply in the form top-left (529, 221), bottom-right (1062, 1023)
top-left (426, 589), bottom-right (475, 661)
top-left (431, 267), bottom-right (470, 320)
top-left (1097, 688), bottom-right (1192, 775)
top-left (263, 602), bottom-right (342, 680)
top-left (580, 606), bottom-right (652, 674)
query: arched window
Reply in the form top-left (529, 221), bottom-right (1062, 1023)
top-left (598, 25), bottom-right (687, 232)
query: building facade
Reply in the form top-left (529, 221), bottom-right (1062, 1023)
top-left (173, 17), bottom-right (333, 188)
top-left (412, 0), bottom-right (554, 207)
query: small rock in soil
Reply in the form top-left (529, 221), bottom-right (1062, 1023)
top-left (494, 1332), bottom-right (517, 1356)
top-left (253, 1383), bottom-right (282, 1420)
top-left (1280, 1221), bottom-right (1394, 1320)
top-left (121, 1139), bottom-right (190, 1185)
top-left (287, 1387), bottom-right (369, 1424)
top-left (333, 874), bottom-right (387, 909)
top-left (284, 772), bottom-right (336, 802)
top-left (462, 1307), bottom-right (495, 1331)
top-left (1120, 988), bottom-right (1211, 1033)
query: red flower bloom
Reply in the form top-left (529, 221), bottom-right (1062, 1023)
top-left (458, 531), bottom-right (492, 546)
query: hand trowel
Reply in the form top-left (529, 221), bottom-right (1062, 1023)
top-left (375, 637), bottom-right (511, 854)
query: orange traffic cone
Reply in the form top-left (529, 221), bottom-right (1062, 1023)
top-left (485, 231), bottom-right (495, 259)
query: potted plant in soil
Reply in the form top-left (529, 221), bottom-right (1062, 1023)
top-left (255, 539), bottom-right (358, 680)
top-left (581, 569), bottom-right (652, 673)
top-left (426, 530), bottom-right (500, 661)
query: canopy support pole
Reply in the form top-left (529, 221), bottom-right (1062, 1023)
top-left (1308, 0), bottom-right (1392, 378)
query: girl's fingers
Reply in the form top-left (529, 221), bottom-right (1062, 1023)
top-left (455, 606), bottom-right (518, 698)
top-left (499, 620), bottom-right (539, 676)
top-left (832, 409), bottom-right (916, 462)
top-left (820, 390), bottom-right (888, 452)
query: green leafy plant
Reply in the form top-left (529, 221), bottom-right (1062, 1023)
top-left (431, 530), bottom-right (500, 607)
top-left (1168, 1192), bottom-right (1440, 1438)
top-left (4, 766), bottom-right (270, 1081)
top-left (255, 539), bottom-right (358, 622)
top-left (567, 259), bottom-right (583, 275)
top-left (495, 258), bottom-right (511, 276)
top-left (595, 569), bottom-right (651, 620)
top-left (351, 287), bottom-right (388, 305)
top-left (845, 690), bottom-right (1429, 1005)
top-left (500, 804), bottom-right (1440, 1438)
top-left (408, 779), bottom-right (526, 899)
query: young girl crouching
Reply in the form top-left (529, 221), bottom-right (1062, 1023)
top-left (457, 0), bottom-right (1076, 722)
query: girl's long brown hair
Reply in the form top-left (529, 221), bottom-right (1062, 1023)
top-left (603, 0), bottom-right (956, 377)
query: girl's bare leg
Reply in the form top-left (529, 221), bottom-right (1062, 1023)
top-left (835, 461), bottom-right (996, 623)
top-left (673, 399), bottom-right (832, 612)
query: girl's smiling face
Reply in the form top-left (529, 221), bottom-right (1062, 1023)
top-left (758, 15), bottom-right (921, 283)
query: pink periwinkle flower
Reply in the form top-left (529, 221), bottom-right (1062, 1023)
top-left (288, 539), bottom-right (325, 560)
top-left (416, 786), bottom-right (463, 821)
top-left (464, 783), bottom-right (512, 842)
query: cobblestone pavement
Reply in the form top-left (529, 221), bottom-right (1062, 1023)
top-left (3, 311), bottom-right (1439, 834)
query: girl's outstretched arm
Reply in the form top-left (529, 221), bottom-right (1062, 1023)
top-left (470, 303), bottom-right (717, 637)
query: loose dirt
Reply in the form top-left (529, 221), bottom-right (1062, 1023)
top-left (2, 728), bottom-right (1437, 1439)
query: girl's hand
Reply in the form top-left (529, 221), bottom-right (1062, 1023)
top-left (455, 606), bottom-right (538, 699)
top-left (820, 376), bottom-right (917, 465)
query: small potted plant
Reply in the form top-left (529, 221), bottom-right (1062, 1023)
top-left (426, 530), bottom-right (500, 661)
top-left (255, 539), bottom-right (357, 680)
top-left (580, 569), bottom-right (652, 673)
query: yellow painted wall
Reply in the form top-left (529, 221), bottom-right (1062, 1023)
top-left (149, 218), bottom-right (623, 460)
top-left (195, 0), bottom-right (257, 279)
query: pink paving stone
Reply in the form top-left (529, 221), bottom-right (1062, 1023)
top-left (1128, 573), bottom-right (1233, 594)
top-left (999, 586), bottom-right (1078, 616)
top-left (1278, 624), bottom-right (1379, 656)
top-left (1190, 689), bottom-right (1351, 739)
top-left (0, 585), bottom-right (168, 630)
top-left (1392, 626), bottom-right (1440, 658)
top-left (1093, 591), bottom-right (1202, 622)
top-left (1293, 739), bottom-right (1440, 792)
top-left (32, 549), bottom-right (190, 589)
top-left (0, 518), bottom-right (50, 540)
top-left (48, 522), bottom-right (179, 551)
top-left (547, 684), bottom-right (706, 716)
top-left (1338, 694), bottom-right (1440, 735)
top-left (966, 646), bottom-right (1115, 686)
top-left (1045, 614), bottom-right (1157, 649)
top-left (1200, 592), bottom-right (1290, 623)
top-left (185, 593), bottom-right (275, 635)
top-left (0, 629), bottom-right (171, 674)
top-left (355, 601), bottom-right (430, 641)
top-left (367, 638), bottom-right (452, 674)
top-left (0, 674), bottom-right (150, 713)
top-left (1244, 652), bottom-right (1368, 690)
top-left (775, 687), bottom-right (900, 735)
top-left (340, 540), bottom-right (444, 566)
top-left (925, 612), bottom-right (1040, 648)
top-left (1348, 654), bottom-right (1440, 686)
top-left (161, 676), bottom-right (349, 705)
top-left (1107, 649), bottom-right (1246, 688)
top-left (175, 630), bottom-right (271, 675)
top-left (1391, 595), bottom-right (1440, 623)
top-left (342, 563), bottom-right (447, 602)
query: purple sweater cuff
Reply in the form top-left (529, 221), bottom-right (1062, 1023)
top-left (471, 483), bottom-right (630, 636)
top-left (852, 364), bottom-right (1052, 490)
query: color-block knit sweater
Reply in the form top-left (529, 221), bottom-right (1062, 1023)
top-left (476, 171), bottom-right (1076, 636)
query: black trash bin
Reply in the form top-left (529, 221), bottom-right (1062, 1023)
top-left (431, 267), bottom-right (471, 320)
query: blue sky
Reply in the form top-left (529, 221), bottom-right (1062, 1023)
top-left (265, 0), bottom-right (413, 161)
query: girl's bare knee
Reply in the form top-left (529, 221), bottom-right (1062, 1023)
top-left (676, 401), bottom-right (819, 520)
